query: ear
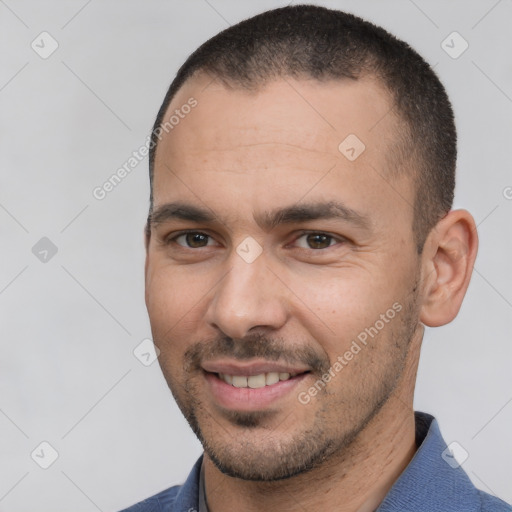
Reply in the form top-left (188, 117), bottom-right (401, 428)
top-left (419, 209), bottom-right (478, 327)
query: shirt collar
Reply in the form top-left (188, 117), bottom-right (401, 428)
top-left (376, 411), bottom-right (480, 511)
top-left (198, 455), bottom-right (208, 512)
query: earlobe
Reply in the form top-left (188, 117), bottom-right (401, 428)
top-left (419, 209), bottom-right (478, 327)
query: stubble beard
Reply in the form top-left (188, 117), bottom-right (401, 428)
top-left (160, 290), bottom-right (420, 482)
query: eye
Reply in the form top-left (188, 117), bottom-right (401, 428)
top-left (172, 232), bottom-right (216, 248)
top-left (294, 232), bottom-right (340, 250)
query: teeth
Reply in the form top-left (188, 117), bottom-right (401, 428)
top-left (219, 371), bottom-right (298, 388)
top-left (265, 372), bottom-right (280, 385)
top-left (232, 376), bottom-right (248, 388)
top-left (248, 374), bottom-right (266, 389)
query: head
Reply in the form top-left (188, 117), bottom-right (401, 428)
top-left (144, 5), bottom-right (477, 481)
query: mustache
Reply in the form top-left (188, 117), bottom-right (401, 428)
top-left (183, 332), bottom-right (331, 375)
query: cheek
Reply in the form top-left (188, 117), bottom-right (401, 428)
top-left (287, 269), bottom-right (402, 356)
top-left (145, 264), bottom-right (209, 344)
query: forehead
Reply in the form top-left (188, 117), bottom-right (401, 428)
top-left (157, 73), bottom-right (397, 166)
top-left (152, 73), bottom-right (414, 231)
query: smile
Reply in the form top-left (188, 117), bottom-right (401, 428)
top-left (217, 372), bottom-right (300, 388)
top-left (204, 369), bottom-right (310, 411)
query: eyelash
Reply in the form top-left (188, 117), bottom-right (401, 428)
top-left (164, 230), bottom-right (345, 250)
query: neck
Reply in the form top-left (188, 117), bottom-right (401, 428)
top-left (204, 331), bottom-right (422, 512)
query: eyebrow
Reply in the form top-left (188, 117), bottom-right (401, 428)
top-left (150, 202), bottom-right (216, 226)
top-left (149, 200), bottom-right (371, 231)
top-left (257, 201), bottom-right (371, 231)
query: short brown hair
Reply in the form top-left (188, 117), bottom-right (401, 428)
top-left (148, 4), bottom-right (456, 252)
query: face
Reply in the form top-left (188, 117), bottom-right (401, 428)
top-left (145, 73), bottom-right (423, 481)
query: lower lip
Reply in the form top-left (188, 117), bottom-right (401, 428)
top-left (204, 372), bottom-right (309, 411)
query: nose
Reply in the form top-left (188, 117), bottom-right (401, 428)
top-left (205, 249), bottom-right (289, 339)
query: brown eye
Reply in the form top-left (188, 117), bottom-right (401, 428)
top-left (174, 232), bottom-right (212, 248)
top-left (305, 233), bottom-right (333, 249)
top-left (293, 232), bottom-right (339, 250)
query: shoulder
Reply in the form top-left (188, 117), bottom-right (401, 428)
top-left (377, 413), bottom-right (512, 512)
top-left (118, 455), bottom-right (203, 512)
top-left (478, 490), bottom-right (512, 512)
top-left (119, 484), bottom-right (181, 511)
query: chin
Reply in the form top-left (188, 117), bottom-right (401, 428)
top-left (207, 447), bottom-right (327, 481)
top-left (199, 422), bottom-right (342, 482)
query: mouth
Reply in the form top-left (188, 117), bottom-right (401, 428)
top-left (201, 360), bottom-right (311, 411)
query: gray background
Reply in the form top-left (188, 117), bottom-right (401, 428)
top-left (1, 0), bottom-right (511, 510)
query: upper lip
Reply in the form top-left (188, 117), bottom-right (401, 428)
top-left (201, 359), bottom-right (310, 376)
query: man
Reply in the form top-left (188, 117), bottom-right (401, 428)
top-left (122, 4), bottom-right (511, 511)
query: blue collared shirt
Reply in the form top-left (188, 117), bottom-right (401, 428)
top-left (120, 412), bottom-right (511, 511)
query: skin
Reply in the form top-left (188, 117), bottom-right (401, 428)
top-left (144, 72), bottom-right (478, 511)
